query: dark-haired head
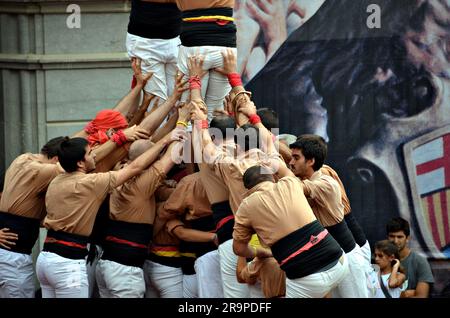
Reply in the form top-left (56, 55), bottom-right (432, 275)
top-left (290, 134), bottom-right (327, 171)
top-left (210, 115), bottom-right (236, 142)
top-left (386, 217), bottom-right (410, 237)
top-left (41, 136), bottom-right (66, 160)
top-left (243, 165), bottom-right (274, 189)
top-left (257, 108), bottom-right (279, 132)
top-left (234, 124), bottom-right (260, 153)
top-left (57, 137), bottom-right (89, 173)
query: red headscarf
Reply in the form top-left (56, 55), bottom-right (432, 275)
top-left (84, 110), bottom-right (128, 146)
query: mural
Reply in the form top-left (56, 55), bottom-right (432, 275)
top-left (235, 0), bottom-right (450, 296)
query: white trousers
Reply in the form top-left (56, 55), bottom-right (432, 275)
top-left (218, 239), bottom-right (250, 298)
top-left (178, 45), bottom-right (235, 121)
top-left (143, 260), bottom-right (183, 298)
top-left (249, 281), bottom-right (265, 298)
top-left (359, 240), bottom-right (372, 266)
top-left (36, 251), bottom-right (89, 298)
top-left (333, 246), bottom-right (369, 298)
top-left (194, 250), bottom-right (223, 298)
top-left (0, 248), bottom-right (35, 298)
top-left (126, 33), bottom-right (180, 101)
top-left (183, 273), bottom-right (198, 298)
top-left (286, 253), bottom-right (348, 298)
top-left (95, 259), bottom-right (145, 298)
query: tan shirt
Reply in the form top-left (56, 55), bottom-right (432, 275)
top-left (109, 161), bottom-right (166, 225)
top-left (320, 165), bottom-right (351, 215)
top-left (299, 170), bottom-right (345, 227)
top-left (152, 203), bottom-right (180, 246)
top-left (198, 140), bottom-right (235, 204)
top-left (176, 0), bottom-right (234, 11)
top-left (211, 147), bottom-right (284, 214)
top-left (239, 257), bottom-right (286, 298)
top-left (163, 172), bottom-right (212, 221)
top-left (0, 154), bottom-right (61, 220)
top-left (233, 176), bottom-right (316, 246)
top-left (44, 171), bottom-right (118, 236)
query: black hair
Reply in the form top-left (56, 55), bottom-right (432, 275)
top-left (243, 165), bottom-right (273, 189)
top-left (257, 108), bottom-right (279, 131)
top-left (57, 137), bottom-right (88, 173)
top-left (375, 239), bottom-right (405, 271)
top-left (209, 115), bottom-right (236, 141)
top-left (290, 134), bottom-right (327, 171)
top-left (234, 124), bottom-right (260, 152)
top-left (41, 136), bottom-right (66, 159)
top-left (386, 217), bottom-right (410, 237)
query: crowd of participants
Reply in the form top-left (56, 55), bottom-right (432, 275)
top-left (0, 0), bottom-right (434, 298)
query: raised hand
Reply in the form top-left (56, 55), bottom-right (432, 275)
top-left (187, 55), bottom-right (207, 78)
top-left (247, 0), bottom-right (288, 59)
top-left (215, 48), bottom-right (238, 76)
top-left (131, 57), bottom-right (154, 88)
top-left (0, 228), bottom-right (18, 250)
top-left (172, 71), bottom-right (189, 100)
top-left (123, 125), bottom-right (150, 141)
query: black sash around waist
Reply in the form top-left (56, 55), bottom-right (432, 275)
top-left (128, 1), bottom-right (181, 39)
top-left (101, 219), bottom-right (153, 268)
top-left (147, 244), bottom-right (184, 269)
top-left (183, 215), bottom-right (217, 258)
top-left (325, 220), bottom-right (357, 253)
top-left (271, 220), bottom-right (343, 279)
top-left (180, 8), bottom-right (236, 47)
top-left (0, 211), bottom-right (40, 255)
top-left (43, 230), bottom-right (89, 260)
top-left (211, 201), bottom-right (234, 245)
top-left (344, 213), bottom-right (367, 247)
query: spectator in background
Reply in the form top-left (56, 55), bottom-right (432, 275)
top-left (386, 217), bottom-right (434, 298)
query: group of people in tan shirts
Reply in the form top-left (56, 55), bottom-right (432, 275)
top-left (0, 0), bottom-right (373, 298)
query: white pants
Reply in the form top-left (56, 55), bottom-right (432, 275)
top-left (178, 45), bottom-right (235, 121)
top-left (95, 259), bottom-right (145, 298)
top-left (286, 254), bottom-right (348, 298)
top-left (0, 248), bottom-right (35, 298)
top-left (333, 246), bottom-right (369, 298)
top-left (143, 260), bottom-right (183, 298)
top-left (194, 250), bottom-right (223, 298)
top-left (86, 244), bottom-right (102, 298)
top-left (36, 251), bottom-right (89, 298)
top-left (183, 274), bottom-right (198, 298)
top-left (126, 33), bottom-right (180, 101)
top-left (249, 281), bottom-right (264, 298)
top-left (218, 239), bottom-right (250, 298)
top-left (359, 240), bottom-right (372, 266)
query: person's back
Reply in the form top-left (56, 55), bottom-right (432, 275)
top-left (176, 0), bottom-right (237, 120)
top-left (0, 137), bottom-right (64, 299)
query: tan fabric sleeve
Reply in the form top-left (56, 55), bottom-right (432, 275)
top-left (136, 160), bottom-right (166, 198)
top-left (233, 202), bottom-right (253, 243)
top-left (94, 171), bottom-right (119, 200)
top-left (166, 218), bottom-right (185, 234)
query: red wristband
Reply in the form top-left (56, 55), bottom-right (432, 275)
top-left (227, 73), bottom-right (242, 87)
top-left (228, 112), bottom-right (235, 117)
top-left (189, 75), bottom-right (202, 90)
top-left (111, 130), bottom-right (127, 146)
top-left (249, 114), bottom-right (261, 125)
top-left (131, 75), bottom-right (137, 89)
top-left (196, 120), bottom-right (209, 129)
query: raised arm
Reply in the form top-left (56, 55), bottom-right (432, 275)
top-left (139, 72), bottom-right (188, 136)
top-left (113, 58), bottom-right (152, 117)
top-left (114, 127), bottom-right (187, 186)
